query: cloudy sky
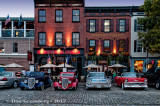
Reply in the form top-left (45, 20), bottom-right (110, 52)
top-left (0, 0), bottom-right (144, 17)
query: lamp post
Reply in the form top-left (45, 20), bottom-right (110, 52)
top-left (63, 43), bottom-right (66, 68)
top-left (146, 47), bottom-right (149, 70)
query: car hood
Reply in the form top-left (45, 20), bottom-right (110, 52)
top-left (88, 77), bottom-right (110, 82)
top-left (123, 77), bottom-right (146, 82)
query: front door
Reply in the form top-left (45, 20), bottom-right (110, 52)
top-left (77, 57), bottom-right (82, 81)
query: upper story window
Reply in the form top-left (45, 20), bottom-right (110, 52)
top-left (90, 20), bottom-right (96, 33)
top-left (72, 33), bottom-right (80, 46)
top-left (119, 40), bottom-right (125, 52)
top-left (134, 19), bottom-right (144, 32)
top-left (39, 32), bottom-right (46, 46)
top-left (104, 40), bottom-right (110, 52)
top-left (119, 19), bottom-right (125, 32)
top-left (104, 20), bottom-right (110, 32)
top-left (134, 40), bottom-right (146, 53)
top-left (38, 10), bottom-right (46, 23)
top-left (13, 43), bottom-right (18, 53)
top-left (73, 10), bottom-right (80, 22)
top-left (56, 32), bottom-right (63, 46)
top-left (89, 40), bottom-right (95, 52)
top-left (56, 10), bottom-right (63, 22)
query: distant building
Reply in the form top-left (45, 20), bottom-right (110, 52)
top-left (0, 17), bottom-right (34, 71)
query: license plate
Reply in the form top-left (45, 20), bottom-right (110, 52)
top-left (97, 85), bottom-right (101, 88)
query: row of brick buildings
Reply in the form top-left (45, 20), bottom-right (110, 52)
top-left (0, 0), bottom-right (159, 76)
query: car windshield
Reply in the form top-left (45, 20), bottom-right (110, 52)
top-left (61, 73), bottom-right (74, 77)
top-left (30, 72), bottom-right (44, 77)
top-left (89, 73), bottom-right (105, 78)
top-left (121, 73), bottom-right (137, 77)
top-left (0, 72), bottom-right (12, 77)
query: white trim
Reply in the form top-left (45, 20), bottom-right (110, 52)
top-left (11, 21), bottom-right (14, 37)
top-left (0, 21), bottom-right (1, 37)
top-left (24, 21), bottom-right (26, 37)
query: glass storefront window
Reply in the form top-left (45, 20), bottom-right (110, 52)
top-left (158, 60), bottom-right (160, 67)
top-left (134, 60), bottom-right (143, 73)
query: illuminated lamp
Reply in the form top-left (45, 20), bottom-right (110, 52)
top-left (56, 48), bottom-right (62, 54)
top-left (39, 48), bottom-right (45, 54)
top-left (96, 47), bottom-right (101, 55)
top-left (113, 48), bottom-right (116, 53)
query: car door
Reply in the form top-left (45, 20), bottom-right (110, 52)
top-left (144, 69), bottom-right (155, 84)
top-left (155, 69), bottom-right (160, 82)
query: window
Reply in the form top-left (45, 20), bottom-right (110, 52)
top-left (73, 10), bottom-right (80, 22)
top-left (119, 40), bottom-right (125, 52)
top-left (89, 40), bottom-right (95, 52)
top-left (90, 20), bottom-right (96, 33)
top-left (38, 10), bottom-right (46, 23)
top-left (104, 40), bottom-right (110, 52)
top-left (136, 41), bottom-right (143, 52)
top-left (56, 10), bottom-right (63, 22)
top-left (72, 33), bottom-right (80, 46)
top-left (0, 43), bottom-right (4, 53)
top-left (137, 23), bottom-right (144, 32)
top-left (56, 33), bottom-right (63, 46)
top-left (104, 20), bottom-right (110, 32)
top-left (13, 43), bottom-right (18, 53)
top-left (134, 60), bottom-right (143, 73)
top-left (119, 19), bottom-right (125, 32)
top-left (39, 33), bottom-right (46, 46)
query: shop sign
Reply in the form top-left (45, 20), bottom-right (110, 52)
top-left (37, 50), bottom-right (81, 55)
top-left (92, 34), bottom-right (124, 37)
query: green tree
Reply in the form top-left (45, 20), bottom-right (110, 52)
top-left (138, 0), bottom-right (160, 54)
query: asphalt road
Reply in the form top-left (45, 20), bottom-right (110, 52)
top-left (0, 83), bottom-right (160, 106)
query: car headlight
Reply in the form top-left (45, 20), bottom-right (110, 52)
top-left (87, 79), bottom-right (92, 85)
top-left (59, 81), bottom-right (62, 83)
top-left (125, 79), bottom-right (128, 83)
top-left (24, 80), bottom-right (27, 83)
top-left (69, 81), bottom-right (71, 84)
top-left (35, 80), bottom-right (39, 83)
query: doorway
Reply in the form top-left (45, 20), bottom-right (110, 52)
top-left (77, 57), bottom-right (82, 81)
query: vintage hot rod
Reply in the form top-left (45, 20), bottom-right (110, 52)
top-left (53, 72), bottom-right (78, 90)
top-left (19, 72), bottom-right (53, 90)
top-left (115, 72), bottom-right (148, 90)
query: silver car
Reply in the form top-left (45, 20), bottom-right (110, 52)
top-left (0, 71), bottom-right (27, 88)
top-left (86, 72), bottom-right (111, 90)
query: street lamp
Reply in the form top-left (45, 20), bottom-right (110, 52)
top-left (63, 42), bottom-right (66, 68)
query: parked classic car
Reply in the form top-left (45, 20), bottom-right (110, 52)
top-left (142, 67), bottom-right (160, 89)
top-left (53, 72), bottom-right (78, 90)
top-left (115, 72), bottom-right (148, 90)
top-left (0, 71), bottom-right (26, 88)
top-left (86, 72), bottom-right (111, 90)
top-left (19, 72), bottom-right (53, 90)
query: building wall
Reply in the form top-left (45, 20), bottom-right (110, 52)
top-left (84, 13), bottom-right (131, 55)
top-left (34, 7), bottom-right (84, 48)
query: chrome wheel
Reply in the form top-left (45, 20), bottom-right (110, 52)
top-left (156, 82), bottom-right (160, 89)
top-left (13, 81), bottom-right (18, 88)
top-left (122, 83), bottom-right (125, 90)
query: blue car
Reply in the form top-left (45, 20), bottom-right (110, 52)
top-left (20, 72), bottom-right (53, 90)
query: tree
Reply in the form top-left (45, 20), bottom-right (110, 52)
top-left (138, 0), bottom-right (160, 54)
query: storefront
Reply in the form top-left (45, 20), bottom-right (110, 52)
top-left (131, 58), bottom-right (160, 73)
top-left (34, 48), bottom-right (85, 76)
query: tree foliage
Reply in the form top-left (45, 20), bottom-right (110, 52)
top-left (138, 0), bottom-right (160, 54)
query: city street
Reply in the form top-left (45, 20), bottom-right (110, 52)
top-left (0, 83), bottom-right (160, 105)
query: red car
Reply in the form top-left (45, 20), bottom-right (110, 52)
top-left (114, 72), bottom-right (148, 90)
top-left (53, 72), bottom-right (78, 90)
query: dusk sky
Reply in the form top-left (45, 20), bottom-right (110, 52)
top-left (0, 0), bottom-right (144, 17)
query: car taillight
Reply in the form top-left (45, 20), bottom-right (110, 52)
top-left (2, 78), bottom-right (7, 81)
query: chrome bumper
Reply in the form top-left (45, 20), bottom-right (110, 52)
top-left (0, 81), bottom-right (12, 87)
top-left (124, 83), bottom-right (148, 88)
top-left (86, 83), bottom-right (111, 88)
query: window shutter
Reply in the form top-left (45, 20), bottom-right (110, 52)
top-left (116, 40), bottom-right (119, 53)
top-left (125, 39), bottom-right (129, 52)
top-left (125, 18), bottom-right (129, 32)
top-left (110, 40), bottom-right (113, 53)
top-left (96, 19), bottom-right (99, 32)
top-left (86, 19), bottom-right (90, 32)
top-left (116, 19), bottom-right (119, 32)
top-left (110, 19), bottom-right (114, 32)
top-left (134, 40), bottom-right (137, 52)
top-left (86, 39), bottom-right (89, 52)
top-left (101, 19), bottom-right (104, 32)
top-left (96, 40), bottom-right (99, 51)
top-left (134, 19), bottom-right (137, 32)
top-left (101, 40), bottom-right (104, 52)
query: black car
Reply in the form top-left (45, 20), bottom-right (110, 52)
top-left (142, 67), bottom-right (160, 89)
top-left (20, 72), bottom-right (53, 90)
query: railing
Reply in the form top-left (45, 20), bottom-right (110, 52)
top-left (2, 29), bottom-right (11, 37)
top-left (26, 29), bottom-right (34, 37)
top-left (13, 29), bottom-right (24, 37)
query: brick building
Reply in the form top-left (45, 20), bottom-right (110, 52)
top-left (33, 0), bottom-right (143, 75)
top-left (0, 17), bottom-right (34, 71)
